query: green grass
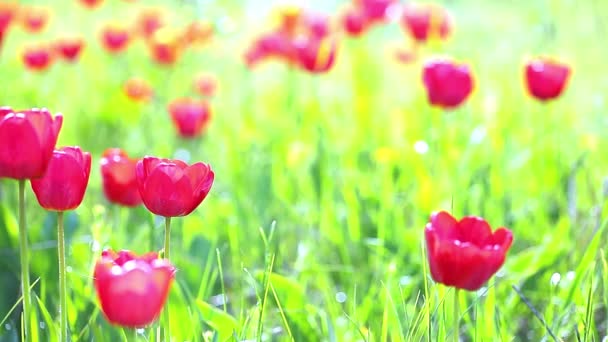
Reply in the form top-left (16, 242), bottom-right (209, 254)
top-left (2, 0), bottom-right (608, 340)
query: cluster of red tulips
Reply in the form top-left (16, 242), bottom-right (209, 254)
top-left (0, 0), bottom-right (577, 340)
top-left (0, 107), bottom-right (214, 339)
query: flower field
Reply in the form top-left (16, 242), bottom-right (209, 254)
top-left (1, 0), bottom-right (608, 341)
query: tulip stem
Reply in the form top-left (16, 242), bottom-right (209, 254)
top-left (57, 211), bottom-right (68, 341)
top-left (163, 216), bottom-right (172, 342)
top-left (453, 288), bottom-right (460, 342)
top-left (18, 179), bottom-right (32, 341)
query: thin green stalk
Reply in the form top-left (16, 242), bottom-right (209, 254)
top-left (163, 216), bottom-right (172, 342)
top-left (57, 211), bottom-right (67, 341)
top-left (453, 289), bottom-right (460, 342)
top-left (18, 179), bottom-right (32, 341)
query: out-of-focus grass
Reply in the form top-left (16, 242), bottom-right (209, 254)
top-left (2, 0), bottom-right (608, 340)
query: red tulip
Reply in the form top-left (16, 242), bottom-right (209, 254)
top-left (342, 6), bottom-right (367, 36)
top-left (79, 0), bottom-right (103, 9)
top-left (148, 28), bottom-right (182, 65)
top-left (425, 211), bottom-right (513, 291)
top-left (525, 57), bottom-right (571, 101)
top-left (295, 37), bottom-right (337, 74)
top-left (193, 73), bottom-right (217, 98)
top-left (54, 35), bottom-right (84, 62)
top-left (304, 12), bottom-right (331, 39)
top-left (135, 7), bottom-right (165, 40)
top-left (0, 2), bottom-right (17, 47)
top-left (123, 77), bottom-right (153, 102)
top-left (94, 249), bottom-right (175, 328)
top-left (19, 5), bottom-right (49, 33)
top-left (22, 43), bottom-right (53, 71)
top-left (422, 57), bottom-right (473, 109)
top-left (100, 148), bottom-right (142, 207)
top-left (136, 156), bottom-right (214, 217)
top-left (100, 22), bottom-right (130, 53)
top-left (30, 146), bottom-right (91, 211)
top-left (245, 31), bottom-right (297, 67)
top-left (401, 3), bottom-right (451, 43)
top-left (0, 108), bottom-right (63, 179)
top-left (168, 98), bottom-right (211, 138)
top-left (357, 0), bottom-right (397, 23)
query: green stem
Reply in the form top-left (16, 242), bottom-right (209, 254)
top-left (163, 216), bottom-right (172, 342)
top-left (57, 211), bottom-right (67, 341)
top-left (453, 288), bottom-right (460, 342)
top-left (18, 179), bottom-right (32, 341)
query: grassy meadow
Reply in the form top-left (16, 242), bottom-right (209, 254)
top-left (2, 0), bottom-right (608, 341)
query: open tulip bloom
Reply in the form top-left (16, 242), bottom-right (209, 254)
top-left (425, 211), bottom-right (512, 340)
top-left (0, 106), bottom-right (62, 340)
top-left (424, 211), bottom-right (513, 291)
top-left (94, 249), bottom-right (176, 328)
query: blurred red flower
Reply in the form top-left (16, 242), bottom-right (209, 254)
top-left (0, 2), bottom-right (17, 47)
top-left (136, 156), bottom-right (214, 217)
top-left (181, 20), bottom-right (214, 47)
top-left (135, 7), bottom-right (165, 40)
top-left (148, 27), bottom-right (182, 65)
top-left (123, 77), bottom-right (153, 102)
top-left (54, 35), bottom-right (84, 62)
top-left (79, 0), bottom-right (103, 9)
top-left (425, 211), bottom-right (513, 291)
top-left (422, 57), bottom-right (473, 109)
top-left (100, 148), bottom-right (142, 207)
top-left (245, 31), bottom-right (297, 67)
top-left (193, 73), bottom-right (217, 98)
top-left (31, 146), bottom-right (91, 211)
top-left (356, 0), bottom-right (397, 23)
top-left (295, 36), bottom-right (337, 74)
top-left (525, 57), bottom-right (571, 101)
top-left (342, 6), bottom-right (367, 36)
top-left (19, 5), bottom-right (49, 33)
top-left (401, 3), bottom-right (451, 43)
top-left (94, 249), bottom-right (175, 328)
top-left (100, 22), bottom-right (130, 53)
top-left (0, 108), bottom-right (62, 179)
top-left (168, 98), bottom-right (211, 138)
top-left (21, 43), bottom-right (53, 71)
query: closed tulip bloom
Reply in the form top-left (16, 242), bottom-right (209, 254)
top-left (425, 211), bottom-right (513, 291)
top-left (0, 108), bottom-right (62, 179)
top-left (525, 57), bottom-right (571, 101)
top-left (136, 157), bottom-right (214, 217)
top-left (422, 57), bottom-right (473, 109)
top-left (402, 3), bottom-right (451, 43)
top-left (54, 35), bottom-right (84, 62)
top-left (295, 37), bottom-right (337, 74)
top-left (94, 249), bottom-right (175, 328)
top-left (100, 22), bottom-right (130, 53)
top-left (168, 98), bottom-right (211, 138)
top-left (245, 31), bottom-right (297, 67)
top-left (22, 43), bottom-right (53, 71)
top-left (31, 146), bottom-right (91, 211)
top-left (100, 148), bottom-right (142, 207)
